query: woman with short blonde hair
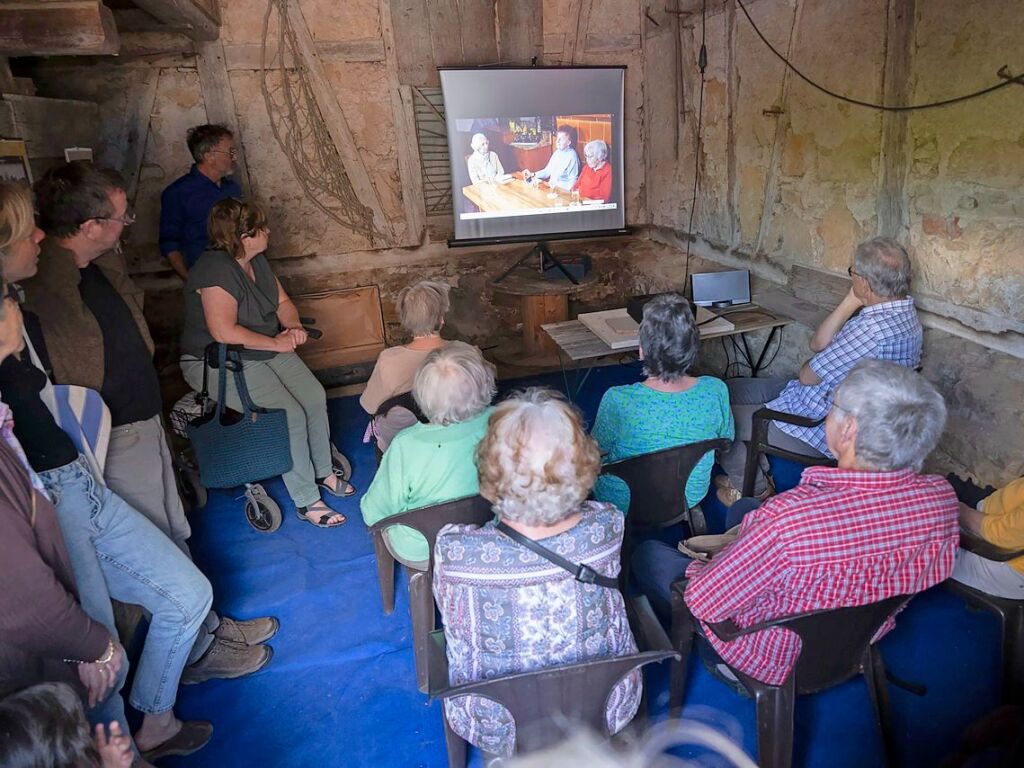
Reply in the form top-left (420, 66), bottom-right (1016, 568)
top-left (360, 280), bottom-right (453, 453)
top-left (434, 387), bottom-right (641, 756)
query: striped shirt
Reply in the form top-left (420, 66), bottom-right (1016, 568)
top-left (769, 297), bottom-right (922, 454)
top-left (683, 466), bottom-right (959, 685)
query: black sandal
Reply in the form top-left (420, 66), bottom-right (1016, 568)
top-left (295, 504), bottom-right (347, 528)
top-left (317, 469), bottom-right (356, 498)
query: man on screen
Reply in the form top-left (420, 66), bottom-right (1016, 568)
top-left (523, 126), bottom-right (580, 191)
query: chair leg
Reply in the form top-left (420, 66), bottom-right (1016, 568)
top-left (372, 530), bottom-right (396, 615)
top-left (669, 588), bottom-right (695, 715)
top-left (753, 677), bottom-right (795, 768)
top-left (1003, 605), bottom-right (1024, 705)
top-left (409, 569), bottom-right (435, 693)
top-left (442, 706), bottom-right (468, 768)
top-left (865, 647), bottom-right (897, 766)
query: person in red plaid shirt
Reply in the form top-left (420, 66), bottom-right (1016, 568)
top-left (633, 359), bottom-right (959, 686)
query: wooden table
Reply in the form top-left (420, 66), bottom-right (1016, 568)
top-left (491, 266), bottom-right (598, 366)
top-left (463, 174), bottom-right (588, 214)
top-left (542, 304), bottom-right (793, 397)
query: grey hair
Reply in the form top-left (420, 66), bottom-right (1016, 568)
top-left (396, 280), bottom-right (450, 337)
top-left (470, 132), bottom-right (488, 151)
top-left (832, 359), bottom-right (946, 472)
top-left (413, 341), bottom-right (495, 425)
top-left (476, 388), bottom-right (601, 527)
top-left (853, 237), bottom-right (912, 299)
top-left (583, 139), bottom-right (608, 162)
top-left (638, 293), bottom-right (698, 382)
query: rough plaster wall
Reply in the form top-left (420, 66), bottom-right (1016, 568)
top-left (644, 0), bottom-right (1024, 484)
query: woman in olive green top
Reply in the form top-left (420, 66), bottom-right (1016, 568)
top-left (180, 199), bottom-right (352, 528)
top-left (361, 342), bottom-right (496, 567)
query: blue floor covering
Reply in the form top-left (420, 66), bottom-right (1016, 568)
top-left (163, 363), bottom-right (1002, 767)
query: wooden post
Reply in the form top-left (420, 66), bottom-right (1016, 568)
top-left (522, 294), bottom-right (569, 356)
top-left (495, 0), bottom-right (543, 65)
top-left (196, 39), bottom-right (252, 194)
top-left (876, 0), bottom-right (916, 240)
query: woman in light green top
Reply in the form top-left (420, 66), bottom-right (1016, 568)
top-left (360, 341), bottom-right (496, 567)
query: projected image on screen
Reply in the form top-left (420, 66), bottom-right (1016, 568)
top-left (455, 115), bottom-right (615, 220)
top-left (440, 67), bottom-right (626, 244)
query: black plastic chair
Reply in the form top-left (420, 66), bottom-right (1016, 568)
top-left (368, 494), bottom-right (494, 692)
top-left (741, 407), bottom-right (835, 497)
top-left (669, 579), bottom-right (910, 768)
top-left (947, 527), bottom-right (1024, 704)
top-left (428, 594), bottom-right (678, 767)
top-left (600, 438), bottom-right (731, 585)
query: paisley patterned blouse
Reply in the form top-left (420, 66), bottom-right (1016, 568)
top-left (432, 501), bottom-right (641, 755)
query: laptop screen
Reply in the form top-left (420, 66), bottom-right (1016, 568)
top-left (691, 270), bottom-right (751, 307)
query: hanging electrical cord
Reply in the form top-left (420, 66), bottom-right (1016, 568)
top-left (682, 0), bottom-right (708, 290)
top-left (737, 0), bottom-right (1024, 111)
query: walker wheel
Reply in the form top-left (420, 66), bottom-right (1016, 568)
top-left (244, 484), bottom-right (282, 533)
top-left (331, 445), bottom-right (352, 482)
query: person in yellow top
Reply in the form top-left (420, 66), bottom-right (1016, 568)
top-left (953, 477), bottom-right (1024, 598)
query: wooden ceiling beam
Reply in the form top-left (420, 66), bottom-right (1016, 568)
top-left (0, 1), bottom-right (120, 57)
top-left (131, 0), bottom-right (220, 42)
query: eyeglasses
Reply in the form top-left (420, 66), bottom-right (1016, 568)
top-left (847, 266), bottom-right (862, 279)
top-left (94, 210), bottom-right (136, 227)
top-left (825, 389), bottom-right (849, 414)
top-left (210, 149), bottom-right (238, 159)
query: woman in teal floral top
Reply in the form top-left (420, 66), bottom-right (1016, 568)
top-left (592, 293), bottom-right (734, 512)
top-left (433, 389), bottom-right (640, 756)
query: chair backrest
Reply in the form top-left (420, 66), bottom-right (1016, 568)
top-left (711, 594), bottom-right (912, 694)
top-left (370, 494), bottom-right (494, 571)
top-left (429, 629), bottom-right (674, 754)
top-left (600, 438), bottom-right (731, 530)
top-left (373, 390), bottom-right (429, 424)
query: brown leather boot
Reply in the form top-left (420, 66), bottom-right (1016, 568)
top-left (214, 616), bottom-right (279, 646)
top-left (180, 638), bottom-right (273, 685)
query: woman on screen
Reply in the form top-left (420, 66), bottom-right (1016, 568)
top-left (522, 126), bottom-right (580, 191)
top-left (466, 132), bottom-right (505, 185)
top-left (573, 139), bottom-right (613, 202)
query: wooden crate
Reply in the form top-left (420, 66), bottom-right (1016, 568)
top-left (291, 285), bottom-right (385, 372)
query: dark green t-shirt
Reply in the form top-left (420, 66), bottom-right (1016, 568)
top-left (181, 249), bottom-right (280, 361)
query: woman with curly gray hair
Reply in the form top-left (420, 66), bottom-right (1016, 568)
top-left (592, 293), bottom-right (733, 514)
top-left (433, 388), bottom-right (641, 757)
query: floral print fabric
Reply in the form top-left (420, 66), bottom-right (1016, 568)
top-left (433, 501), bottom-right (641, 755)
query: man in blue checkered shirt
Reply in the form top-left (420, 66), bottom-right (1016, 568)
top-left (717, 237), bottom-right (923, 505)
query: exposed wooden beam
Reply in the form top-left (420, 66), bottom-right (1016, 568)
top-left (0, 1), bottom-right (119, 57)
top-left (222, 39), bottom-right (386, 71)
top-left (285, 2), bottom-right (396, 245)
top-left (131, 0), bottom-right (220, 42)
top-left (876, 0), bottom-right (916, 240)
top-left (117, 30), bottom-right (196, 58)
top-left (196, 39), bottom-right (252, 193)
top-left (495, 0), bottom-right (542, 65)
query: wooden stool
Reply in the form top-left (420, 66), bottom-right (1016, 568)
top-left (491, 266), bottom-right (597, 367)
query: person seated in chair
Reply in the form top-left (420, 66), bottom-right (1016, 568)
top-left (633, 360), bottom-right (959, 686)
top-left (466, 133), bottom-right (505, 185)
top-left (572, 139), bottom-right (612, 202)
top-left (360, 341), bottom-right (495, 569)
top-left (716, 237), bottom-right (922, 506)
top-left (434, 388), bottom-right (641, 757)
top-left (522, 126), bottom-right (581, 192)
top-left (592, 293), bottom-right (733, 515)
top-left (953, 476), bottom-right (1024, 599)
top-left (359, 280), bottom-right (450, 454)
top-left (179, 197), bottom-right (353, 528)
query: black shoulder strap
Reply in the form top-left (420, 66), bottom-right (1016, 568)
top-left (495, 521), bottom-right (619, 590)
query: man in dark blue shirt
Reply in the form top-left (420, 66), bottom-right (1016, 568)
top-left (159, 124), bottom-right (242, 279)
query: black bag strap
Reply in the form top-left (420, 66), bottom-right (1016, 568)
top-left (204, 344), bottom-right (259, 420)
top-left (495, 521), bottom-right (619, 590)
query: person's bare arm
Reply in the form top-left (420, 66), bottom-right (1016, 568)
top-left (809, 287), bottom-right (863, 353)
top-left (798, 359), bottom-right (822, 386)
top-left (959, 501), bottom-right (986, 535)
top-left (166, 251), bottom-right (189, 281)
top-left (275, 279), bottom-right (308, 346)
top-left (200, 287), bottom-right (294, 353)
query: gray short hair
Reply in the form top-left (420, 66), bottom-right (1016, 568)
top-left (397, 280), bottom-right (450, 337)
top-left (583, 139), bottom-right (608, 162)
top-left (832, 359), bottom-right (946, 471)
top-left (476, 388), bottom-right (601, 526)
top-left (413, 341), bottom-right (495, 425)
top-left (638, 293), bottom-right (698, 382)
top-left (470, 132), bottom-right (488, 151)
top-left (854, 237), bottom-right (912, 299)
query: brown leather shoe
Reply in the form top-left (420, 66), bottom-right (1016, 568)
top-left (181, 638), bottom-right (273, 685)
top-left (140, 720), bottom-right (213, 762)
top-left (215, 616), bottom-right (279, 646)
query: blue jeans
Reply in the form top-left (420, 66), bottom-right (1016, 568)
top-left (40, 457), bottom-right (214, 714)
